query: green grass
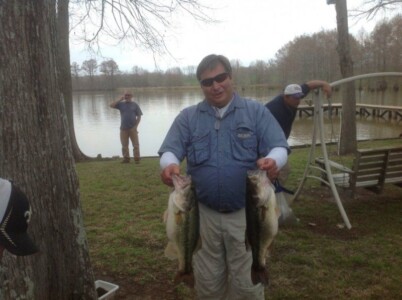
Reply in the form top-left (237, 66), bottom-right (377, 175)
top-left (77, 139), bottom-right (402, 299)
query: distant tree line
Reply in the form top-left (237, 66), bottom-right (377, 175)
top-left (71, 15), bottom-right (402, 91)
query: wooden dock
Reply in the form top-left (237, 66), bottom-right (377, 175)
top-left (297, 103), bottom-right (402, 120)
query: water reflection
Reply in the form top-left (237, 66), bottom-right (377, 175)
top-left (73, 89), bottom-right (401, 158)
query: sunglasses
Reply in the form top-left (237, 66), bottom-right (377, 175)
top-left (200, 72), bottom-right (230, 87)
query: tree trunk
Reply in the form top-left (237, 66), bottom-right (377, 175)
top-left (335, 0), bottom-right (357, 155)
top-left (57, 0), bottom-right (90, 161)
top-left (0, 1), bottom-right (96, 299)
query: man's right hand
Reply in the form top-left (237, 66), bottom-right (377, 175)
top-left (160, 164), bottom-right (180, 186)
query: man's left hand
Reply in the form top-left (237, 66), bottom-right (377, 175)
top-left (257, 158), bottom-right (279, 181)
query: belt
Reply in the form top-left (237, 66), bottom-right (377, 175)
top-left (218, 209), bottom-right (234, 214)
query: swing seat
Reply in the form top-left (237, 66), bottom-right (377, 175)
top-left (315, 145), bottom-right (402, 198)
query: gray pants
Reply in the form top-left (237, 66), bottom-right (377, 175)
top-left (120, 127), bottom-right (140, 161)
top-left (193, 203), bottom-right (264, 300)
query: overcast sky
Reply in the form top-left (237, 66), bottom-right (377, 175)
top-left (69, 0), bottom-right (399, 72)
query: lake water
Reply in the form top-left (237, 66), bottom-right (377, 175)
top-left (73, 88), bottom-right (401, 158)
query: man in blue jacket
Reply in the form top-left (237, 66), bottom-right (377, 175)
top-left (159, 54), bottom-right (289, 299)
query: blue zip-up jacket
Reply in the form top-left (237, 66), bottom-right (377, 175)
top-left (159, 93), bottom-right (288, 212)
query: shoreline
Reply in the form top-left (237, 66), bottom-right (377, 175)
top-left (79, 137), bottom-right (402, 161)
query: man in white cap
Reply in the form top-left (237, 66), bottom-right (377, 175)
top-left (266, 81), bottom-right (332, 139)
top-left (0, 178), bottom-right (38, 261)
top-left (265, 80), bottom-right (332, 184)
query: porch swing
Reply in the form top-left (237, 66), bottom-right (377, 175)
top-left (292, 72), bottom-right (402, 229)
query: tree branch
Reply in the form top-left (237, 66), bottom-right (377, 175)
top-left (70, 0), bottom-right (216, 59)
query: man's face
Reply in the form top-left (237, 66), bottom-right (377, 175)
top-left (199, 63), bottom-right (233, 108)
top-left (124, 94), bottom-right (133, 102)
top-left (284, 95), bottom-right (302, 109)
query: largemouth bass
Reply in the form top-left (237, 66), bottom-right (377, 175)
top-left (245, 169), bottom-right (280, 286)
top-left (164, 174), bottom-right (201, 287)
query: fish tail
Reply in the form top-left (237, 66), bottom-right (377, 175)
top-left (251, 265), bottom-right (269, 286)
top-left (174, 271), bottom-right (195, 288)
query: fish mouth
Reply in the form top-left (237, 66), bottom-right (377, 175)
top-left (172, 174), bottom-right (192, 188)
top-left (171, 174), bottom-right (193, 212)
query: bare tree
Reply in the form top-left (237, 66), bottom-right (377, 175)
top-left (100, 59), bottom-right (120, 89)
top-left (81, 58), bottom-right (98, 77)
top-left (100, 59), bottom-right (120, 76)
top-left (251, 60), bottom-right (269, 85)
top-left (369, 16), bottom-right (402, 71)
top-left (71, 61), bottom-right (82, 89)
top-left (81, 58), bottom-right (98, 89)
top-left (69, 0), bottom-right (214, 58)
top-left (183, 65), bottom-right (196, 75)
top-left (164, 67), bottom-right (183, 86)
top-left (351, 0), bottom-right (402, 19)
top-left (58, 0), bottom-right (89, 161)
top-left (71, 61), bottom-right (81, 77)
top-left (69, 14), bottom-right (401, 91)
top-left (0, 0), bottom-right (95, 298)
top-left (271, 30), bottom-right (341, 84)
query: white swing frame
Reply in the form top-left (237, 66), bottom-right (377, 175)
top-left (293, 72), bottom-right (402, 229)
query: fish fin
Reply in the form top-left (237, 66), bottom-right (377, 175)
top-left (164, 242), bottom-right (178, 260)
top-left (163, 209), bottom-right (169, 223)
top-left (245, 242), bottom-right (251, 251)
top-left (193, 237), bottom-right (202, 254)
top-left (174, 271), bottom-right (195, 288)
top-left (267, 241), bottom-right (274, 251)
top-left (245, 232), bottom-right (251, 251)
top-left (274, 200), bottom-right (281, 219)
top-left (251, 265), bottom-right (269, 286)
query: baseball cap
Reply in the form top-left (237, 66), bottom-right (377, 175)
top-left (0, 179), bottom-right (39, 256)
top-left (284, 84), bottom-right (304, 99)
